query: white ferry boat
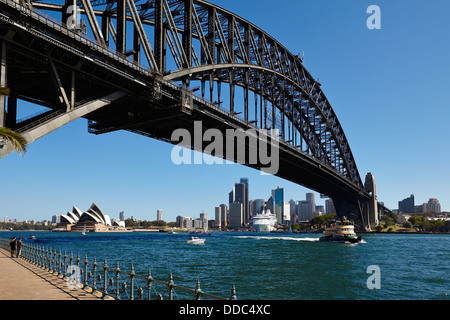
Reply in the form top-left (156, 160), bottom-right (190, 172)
top-left (320, 217), bottom-right (362, 243)
top-left (252, 210), bottom-right (277, 233)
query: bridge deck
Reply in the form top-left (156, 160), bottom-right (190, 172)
top-left (0, 248), bottom-right (100, 300)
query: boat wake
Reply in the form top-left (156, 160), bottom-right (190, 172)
top-left (236, 235), bottom-right (320, 242)
top-left (236, 235), bottom-right (367, 244)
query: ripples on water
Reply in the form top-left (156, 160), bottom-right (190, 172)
top-left (2, 231), bottom-right (449, 300)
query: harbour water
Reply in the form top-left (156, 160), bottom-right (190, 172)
top-left (2, 231), bottom-right (449, 300)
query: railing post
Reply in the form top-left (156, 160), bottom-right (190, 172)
top-left (58, 249), bottom-right (62, 276)
top-left (146, 268), bottom-right (153, 300)
top-left (168, 271), bottom-right (174, 300)
top-left (129, 264), bottom-right (135, 300)
top-left (102, 258), bottom-right (108, 299)
top-left (194, 279), bottom-right (203, 300)
top-left (83, 254), bottom-right (88, 289)
top-left (230, 284), bottom-right (237, 300)
top-left (92, 257), bottom-right (98, 292)
top-left (115, 262), bottom-right (120, 299)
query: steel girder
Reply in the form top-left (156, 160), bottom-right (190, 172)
top-left (27, 0), bottom-right (362, 189)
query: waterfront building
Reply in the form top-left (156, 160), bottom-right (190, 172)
top-left (426, 198), bottom-right (441, 213)
top-left (58, 203), bottom-right (126, 232)
top-left (193, 219), bottom-right (203, 229)
top-left (215, 206), bottom-right (223, 230)
top-left (200, 213), bottom-right (208, 231)
top-left (219, 204), bottom-right (228, 228)
top-left (399, 195), bottom-right (415, 214)
top-left (229, 202), bottom-right (244, 229)
top-left (184, 217), bottom-right (193, 229)
top-left (414, 204), bottom-right (426, 214)
top-left (52, 215), bottom-right (60, 224)
top-left (157, 209), bottom-right (163, 221)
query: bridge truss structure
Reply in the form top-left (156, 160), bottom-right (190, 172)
top-left (0, 0), bottom-right (389, 230)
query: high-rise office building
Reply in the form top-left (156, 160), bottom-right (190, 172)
top-left (219, 204), bottom-right (228, 227)
top-left (399, 195), bottom-right (415, 214)
top-left (119, 211), bottom-right (125, 221)
top-left (272, 187), bottom-right (284, 224)
top-left (254, 199), bottom-right (265, 214)
top-left (229, 187), bottom-right (235, 204)
top-left (306, 193), bottom-right (315, 215)
top-left (266, 196), bottom-right (275, 214)
top-left (230, 182), bottom-right (248, 225)
top-left (240, 178), bottom-right (249, 222)
top-left (157, 209), bottom-right (163, 221)
top-left (229, 202), bottom-right (244, 229)
top-left (215, 206), bottom-right (223, 230)
top-left (289, 199), bottom-right (297, 223)
top-left (283, 202), bottom-right (291, 223)
top-left (325, 199), bottom-right (336, 215)
top-left (297, 200), bottom-right (312, 221)
top-left (200, 213), bottom-right (208, 231)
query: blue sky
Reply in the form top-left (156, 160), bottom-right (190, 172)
top-left (2, 0), bottom-right (450, 222)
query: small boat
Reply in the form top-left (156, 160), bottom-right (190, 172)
top-left (82, 224), bottom-right (86, 236)
top-left (186, 236), bottom-right (206, 245)
top-left (27, 236), bottom-right (36, 240)
top-left (319, 217), bottom-right (362, 243)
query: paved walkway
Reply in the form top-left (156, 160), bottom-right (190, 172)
top-left (0, 248), bottom-right (101, 300)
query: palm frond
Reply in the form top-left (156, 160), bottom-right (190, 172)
top-left (0, 127), bottom-right (28, 155)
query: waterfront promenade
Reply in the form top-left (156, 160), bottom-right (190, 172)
top-left (0, 248), bottom-right (101, 300)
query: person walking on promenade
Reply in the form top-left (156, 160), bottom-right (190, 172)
top-left (9, 236), bottom-right (16, 258)
top-left (16, 237), bottom-right (22, 258)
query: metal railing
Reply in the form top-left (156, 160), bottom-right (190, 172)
top-left (0, 238), bottom-right (237, 300)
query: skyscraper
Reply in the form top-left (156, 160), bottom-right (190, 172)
top-left (297, 200), bottom-right (312, 221)
top-left (219, 204), bottom-right (228, 228)
top-left (325, 199), bottom-right (336, 215)
top-left (272, 187), bottom-right (284, 224)
top-left (240, 178), bottom-right (249, 222)
top-left (306, 193), bottom-right (315, 216)
top-left (254, 199), bottom-right (265, 214)
top-left (232, 182), bottom-right (248, 225)
top-left (229, 202), bottom-right (244, 229)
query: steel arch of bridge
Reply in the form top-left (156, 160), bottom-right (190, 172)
top-left (30, 0), bottom-right (362, 189)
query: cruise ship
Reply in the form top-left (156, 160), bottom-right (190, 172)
top-left (252, 210), bottom-right (277, 232)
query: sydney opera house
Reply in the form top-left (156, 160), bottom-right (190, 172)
top-left (58, 203), bottom-right (126, 232)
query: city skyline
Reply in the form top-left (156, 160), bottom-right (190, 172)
top-left (2, 1), bottom-right (450, 223)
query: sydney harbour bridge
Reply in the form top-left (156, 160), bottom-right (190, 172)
top-left (0, 0), bottom-right (389, 230)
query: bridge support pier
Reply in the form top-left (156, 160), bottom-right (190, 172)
top-left (363, 172), bottom-right (379, 230)
top-left (332, 172), bottom-right (379, 231)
